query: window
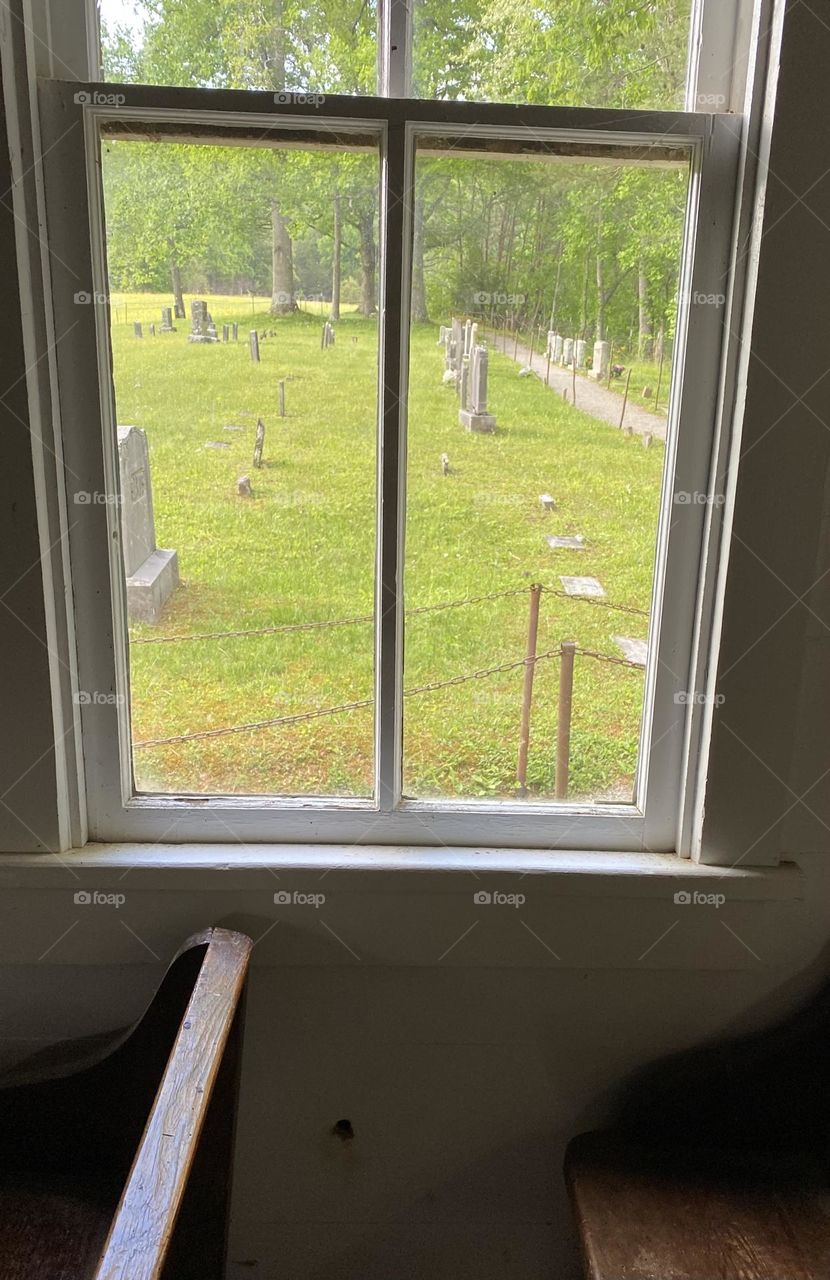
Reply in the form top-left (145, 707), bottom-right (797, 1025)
top-left (33, 0), bottom-right (746, 847)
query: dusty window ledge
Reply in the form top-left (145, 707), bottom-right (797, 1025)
top-left (0, 844), bottom-right (804, 901)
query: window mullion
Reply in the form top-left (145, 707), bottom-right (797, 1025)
top-left (378, 0), bottom-right (413, 97)
top-left (375, 120), bottom-right (410, 811)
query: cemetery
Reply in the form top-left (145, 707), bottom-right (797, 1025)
top-left (111, 293), bottom-right (662, 803)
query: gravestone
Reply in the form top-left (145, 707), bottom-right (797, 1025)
top-left (321, 321), bottom-right (335, 349)
top-left (133, 322), bottom-right (143, 339)
top-left (540, 493), bottom-right (556, 512)
top-left (441, 453), bottom-right (450, 475)
top-left (547, 331), bottom-right (557, 359)
top-left (250, 330), bottom-right (260, 363)
top-left (232, 322), bottom-right (239, 341)
top-left (563, 338), bottom-right (574, 367)
top-left (642, 432), bottom-right (653, 449)
top-left (206, 322), bottom-right (218, 341)
top-left (237, 475), bottom-right (253, 498)
top-left (160, 307), bottom-right (176, 333)
top-left (458, 355), bottom-right (469, 407)
top-left (204, 441), bottom-right (231, 449)
top-left (553, 335), bottom-right (564, 363)
top-left (149, 323), bottom-right (155, 337)
top-left (459, 345), bottom-right (497, 433)
top-left (188, 299), bottom-right (218, 344)
top-left (575, 339), bottom-right (587, 368)
top-left (614, 636), bottom-right (648, 667)
top-left (116, 427), bottom-right (179, 624)
top-left (591, 340), bottom-right (611, 381)
top-left (559, 575), bottom-right (606, 598)
top-left (545, 535), bottom-right (586, 550)
top-left (223, 324), bottom-right (230, 343)
top-left (253, 418), bottom-right (266, 468)
top-left (451, 317), bottom-right (463, 372)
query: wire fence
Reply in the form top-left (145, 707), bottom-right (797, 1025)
top-left (130, 581), bottom-right (647, 647)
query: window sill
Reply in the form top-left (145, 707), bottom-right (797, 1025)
top-left (0, 846), bottom-right (805, 972)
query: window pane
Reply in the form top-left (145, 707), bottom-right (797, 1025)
top-left (100, 135), bottom-right (380, 797)
top-left (412, 0), bottom-right (694, 110)
top-left (99, 0), bottom-right (378, 95)
top-left (404, 138), bottom-right (690, 804)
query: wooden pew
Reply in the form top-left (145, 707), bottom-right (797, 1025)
top-left (0, 926), bottom-right (252, 1280)
top-left (564, 979), bottom-right (830, 1279)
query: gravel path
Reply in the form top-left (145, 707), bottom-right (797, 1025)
top-left (492, 333), bottom-right (668, 441)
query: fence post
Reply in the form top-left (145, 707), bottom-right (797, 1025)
top-left (555, 641), bottom-right (576, 800)
top-left (619, 368), bottom-right (633, 431)
top-left (517, 583), bottom-right (543, 796)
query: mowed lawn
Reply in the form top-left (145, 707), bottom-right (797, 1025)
top-left (110, 293), bottom-right (663, 801)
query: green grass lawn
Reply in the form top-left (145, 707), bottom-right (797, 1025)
top-left (111, 294), bottom-right (663, 802)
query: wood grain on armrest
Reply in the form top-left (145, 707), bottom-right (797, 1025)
top-left (93, 928), bottom-right (253, 1280)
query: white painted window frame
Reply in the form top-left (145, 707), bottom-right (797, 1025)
top-left (7, 0), bottom-right (769, 855)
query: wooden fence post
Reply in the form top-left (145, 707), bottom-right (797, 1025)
top-left (517, 584), bottom-right (543, 795)
top-left (555, 641), bottom-right (576, 800)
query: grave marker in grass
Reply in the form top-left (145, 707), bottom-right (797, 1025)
top-left (253, 418), bottom-right (266, 468)
top-left (250, 330), bottom-right (260, 363)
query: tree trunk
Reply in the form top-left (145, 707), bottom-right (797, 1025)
top-left (638, 265), bottom-right (654, 359)
top-left (596, 254), bottom-right (606, 342)
top-left (330, 189), bottom-right (341, 322)
top-left (170, 251), bottom-right (185, 319)
top-left (270, 200), bottom-right (295, 315)
top-left (357, 209), bottom-right (376, 317)
top-left (411, 198), bottom-right (429, 323)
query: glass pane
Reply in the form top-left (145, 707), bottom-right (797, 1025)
top-left (99, 0), bottom-right (378, 96)
top-left (100, 135), bottom-right (380, 797)
top-left (412, 0), bottom-right (694, 110)
top-left (404, 139), bottom-right (690, 804)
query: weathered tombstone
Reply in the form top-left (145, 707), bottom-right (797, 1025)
top-left (206, 322), bottom-right (218, 341)
top-left (232, 322), bottom-right (239, 341)
top-left (614, 636), bottom-right (648, 667)
top-left (643, 385), bottom-right (653, 398)
top-left (553, 334), bottom-right (564, 363)
top-left (643, 432), bottom-right (653, 449)
top-left (188, 299), bottom-right (218, 344)
top-left (223, 324), bottom-right (230, 343)
top-left (591, 340), bottom-right (611, 381)
top-left (160, 307), bottom-right (176, 333)
top-left (441, 453), bottom-right (450, 475)
top-left (545, 535), bottom-right (587, 551)
top-left (559, 575), bottom-right (606, 598)
top-left (458, 355), bottom-right (470, 408)
top-left (204, 441), bottom-right (231, 449)
top-left (278, 380), bottom-right (286, 417)
top-left (547, 330), bottom-right (557, 359)
top-left (563, 338), bottom-right (574, 367)
top-left (133, 322), bottom-right (143, 339)
top-left (451, 317), bottom-right (463, 372)
top-left (459, 345), bottom-right (497, 433)
top-left (539, 493), bottom-right (556, 512)
top-left (116, 426), bottom-right (179, 624)
top-left (250, 330), bottom-right (260, 363)
top-left (253, 418), bottom-right (266, 468)
top-left (149, 323), bottom-right (155, 337)
top-left (237, 475), bottom-right (253, 498)
top-left (575, 339), bottom-right (587, 368)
